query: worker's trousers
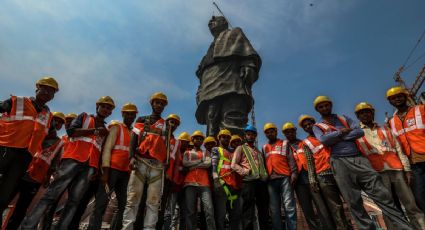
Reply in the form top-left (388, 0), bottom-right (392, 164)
top-left (0, 147), bottom-right (32, 225)
top-left (240, 180), bottom-right (271, 230)
top-left (331, 155), bottom-right (412, 230)
top-left (311, 174), bottom-right (350, 230)
top-left (122, 158), bottom-right (164, 230)
top-left (21, 159), bottom-right (96, 230)
top-left (214, 185), bottom-right (242, 230)
top-left (411, 162), bottom-right (425, 212)
top-left (184, 185), bottom-right (216, 230)
top-left (163, 190), bottom-right (185, 230)
top-left (380, 170), bottom-right (425, 230)
top-left (267, 177), bottom-right (296, 230)
top-left (88, 169), bottom-right (130, 230)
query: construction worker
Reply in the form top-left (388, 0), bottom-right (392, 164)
top-left (87, 103), bottom-right (138, 230)
top-left (212, 129), bottom-right (242, 230)
top-left (230, 135), bottom-right (242, 152)
top-left (39, 112), bottom-right (78, 230)
top-left (156, 114), bottom-right (181, 230)
top-left (52, 111), bottom-right (65, 131)
top-left (262, 123), bottom-right (297, 230)
top-left (387, 86), bottom-right (425, 212)
top-left (298, 115), bottom-right (350, 230)
top-left (282, 122), bottom-right (321, 230)
top-left (122, 92), bottom-right (169, 230)
top-left (0, 76), bottom-right (58, 225)
top-left (356, 101), bottom-right (425, 229)
top-left (231, 125), bottom-right (269, 230)
top-left (6, 119), bottom-right (64, 230)
top-left (21, 96), bottom-right (114, 230)
top-left (183, 130), bottom-right (216, 230)
top-left (312, 95), bottom-right (412, 230)
top-left (163, 131), bottom-right (190, 230)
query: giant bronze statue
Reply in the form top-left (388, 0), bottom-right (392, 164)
top-left (196, 16), bottom-right (262, 136)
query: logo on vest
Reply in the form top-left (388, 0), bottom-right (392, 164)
top-left (407, 118), bottom-right (416, 127)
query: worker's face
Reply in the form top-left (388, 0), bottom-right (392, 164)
top-left (167, 118), bottom-right (180, 133)
top-left (356, 109), bottom-right (374, 124)
top-left (264, 128), bottom-right (277, 142)
top-left (388, 94), bottom-right (407, 108)
top-left (151, 99), bottom-right (166, 115)
top-left (244, 131), bottom-right (257, 143)
top-left (35, 85), bottom-right (56, 105)
top-left (230, 139), bottom-right (242, 149)
top-left (204, 142), bottom-right (216, 151)
top-left (97, 104), bottom-right (114, 118)
top-left (122, 112), bottom-right (137, 126)
top-left (316, 102), bottom-right (332, 116)
top-left (301, 119), bottom-right (315, 134)
top-left (65, 118), bottom-right (74, 129)
top-left (53, 117), bottom-right (64, 131)
top-left (283, 128), bottom-right (297, 142)
top-left (219, 135), bottom-right (230, 147)
top-left (208, 16), bottom-right (228, 36)
top-left (192, 136), bottom-right (204, 148)
top-left (180, 140), bottom-right (189, 151)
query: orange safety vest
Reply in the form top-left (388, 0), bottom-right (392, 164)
top-left (300, 136), bottom-right (331, 174)
top-left (184, 149), bottom-right (211, 187)
top-left (217, 147), bottom-right (240, 190)
top-left (390, 105), bottom-right (425, 156)
top-left (0, 96), bottom-right (52, 155)
top-left (132, 118), bottom-right (167, 162)
top-left (291, 142), bottom-right (306, 173)
top-left (358, 125), bottom-right (403, 171)
top-left (166, 137), bottom-right (180, 180)
top-left (109, 122), bottom-right (131, 172)
top-left (262, 139), bottom-right (292, 176)
top-left (27, 139), bottom-right (64, 184)
top-left (61, 113), bottom-right (105, 169)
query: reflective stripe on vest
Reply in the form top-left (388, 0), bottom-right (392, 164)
top-left (218, 147), bottom-right (231, 173)
top-left (263, 140), bottom-right (288, 157)
top-left (391, 106), bottom-right (425, 137)
top-left (358, 126), bottom-right (397, 155)
top-left (303, 139), bottom-right (323, 154)
top-left (170, 139), bottom-right (179, 159)
top-left (241, 144), bottom-right (267, 178)
top-left (69, 116), bottom-right (102, 151)
top-left (34, 139), bottom-right (64, 165)
top-left (113, 124), bottom-right (130, 151)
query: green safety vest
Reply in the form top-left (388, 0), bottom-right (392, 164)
top-left (217, 147), bottom-right (238, 209)
top-left (241, 144), bottom-right (268, 181)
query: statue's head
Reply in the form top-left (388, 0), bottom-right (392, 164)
top-left (208, 16), bottom-right (228, 37)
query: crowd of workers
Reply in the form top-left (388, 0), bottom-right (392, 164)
top-left (1, 76), bottom-right (425, 230)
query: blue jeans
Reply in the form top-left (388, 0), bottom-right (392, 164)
top-left (411, 162), bottom-right (425, 212)
top-left (267, 177), bottom-right (297, 230)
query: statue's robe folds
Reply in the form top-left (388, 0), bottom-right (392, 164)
top-left (195, 27), bottom-right (262, 124)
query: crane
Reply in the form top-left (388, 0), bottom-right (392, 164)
top-left (394, 64), bottom-right (425, 105)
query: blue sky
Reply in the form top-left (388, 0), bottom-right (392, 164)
top-left (1, 0), bottom-right (425, 144)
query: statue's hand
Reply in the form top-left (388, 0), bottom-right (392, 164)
top-left (240, 66), bottom-right (257, 87)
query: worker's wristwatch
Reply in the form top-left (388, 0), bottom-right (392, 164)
top-left (94, 128), bottom-right (100, 136)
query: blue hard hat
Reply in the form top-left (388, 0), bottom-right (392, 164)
top-left (244, 124), bottom-right (257, 133)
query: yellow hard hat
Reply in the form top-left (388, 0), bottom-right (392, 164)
top-left (52, 112), bottom-right (66, 123)
top-left (263, 123), bottom-right (277, 132)
top-left (96, 96), bottom-right (115, 109)
top-left (108, 120), bottom-right (121, 127)
top-left (65, 113), bottom-right (78, 119)
top-left (298, 115), bottom-right (316, 127)
top-left (178, 132), bottom-right (191, 142)
top-left (189, 141), bottom-right (194, 146)
top-left (166, 114), bottom-right (181, 124)
top-left (204, 136), bottom-right (217, 145)
top-left (150, 92), bottom-right (168, 105)
top-left (355, 102), bottom-right (375, 113)
top-left (191, 130), bottom-right (205, 139)
top-left (217, 129), bottom-right (231, 138)
top-left (313, 96), bottom-right (332, 108)
top-left (386, 86), bottom-right (408, 99)
top-left (282, 122), bottom-right (296, 132)
top-left (36, 76), bottom-right (59, 92)
top-left (121, 103), bottom-right (138, 113)
top-left (230, 135), bottom-right (242, 143)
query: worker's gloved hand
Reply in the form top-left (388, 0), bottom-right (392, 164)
top-left (310, 181), bottom-right (320, 193)
top-left (101, 167), bottom-right (110, 185)
top-left (96, 127), bottom-right (109, 137)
